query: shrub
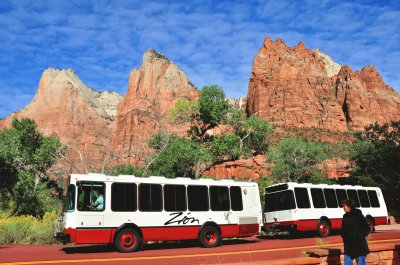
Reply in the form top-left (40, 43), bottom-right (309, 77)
top-left (0, 211), bottom-right (58, 244)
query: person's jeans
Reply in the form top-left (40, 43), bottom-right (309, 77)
top-left (344, 255), bottom-right (366, 265)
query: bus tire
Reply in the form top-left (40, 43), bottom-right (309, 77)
top-left (317, 219), bottom-right (331, 237)
top-left (115, 228), bottom-right (142, 253)
top-left (366, 216), bottom-right (375, 233)
top-left (198, 225), bottom-right (221, 248)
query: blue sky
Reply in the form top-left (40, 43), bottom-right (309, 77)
top-left (0, 0), bottom-right (399, 118)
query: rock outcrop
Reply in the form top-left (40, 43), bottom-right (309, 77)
top-left (2, 39), bottom-right (399, 180)
top-left (0, 50), bottom-right (199, 173)
top-left (334, 65), bottom-right (400, 130)
top-left (110, 49), bottom-right (199, 166)
top-left (314, 49), bottom-right (341, 77)
top-left (0, 68), bottom-right (120, 172)
top-left (202, 155), bottom-right (268, 180)
top-left (247, 37), bottom-right (400, 131)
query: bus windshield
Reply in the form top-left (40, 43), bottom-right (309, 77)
top-left (265, 190), bottom-right (296, 212)
top-left (64, 184), bottom-right (75, 212)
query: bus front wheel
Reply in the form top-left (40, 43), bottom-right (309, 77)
top-left (199, 225), bottom-right (221, 248)
top-left (115, 228), bottom-right (142, 253)
top-left (317, 219), bottom-right (331, 237)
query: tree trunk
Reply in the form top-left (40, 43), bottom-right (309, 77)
top-left (4, 192), bottom-right (20, 218)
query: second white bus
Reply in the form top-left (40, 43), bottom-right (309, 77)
top-left (54, 174), bottom-right (263, 252)
top-left (264, 182), bottom-right (388, 237)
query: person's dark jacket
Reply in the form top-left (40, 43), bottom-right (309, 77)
top-left (341, 208), bottom-right (370, 258)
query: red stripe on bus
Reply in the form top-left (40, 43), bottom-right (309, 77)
top-left (374, 216), bottom-right (388, 226)
top-left (265, 216), bottom-right (387, 232)
top-left (65, 223), bottom-right (260, 244)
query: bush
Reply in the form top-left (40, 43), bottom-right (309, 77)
top-left (0, 211), bottom-right (58, 244)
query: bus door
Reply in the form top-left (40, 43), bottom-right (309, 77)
top-left (76, 182), bottom-right (106, 243)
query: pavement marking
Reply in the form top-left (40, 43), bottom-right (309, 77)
top-left (2, 238), bottom-right (400, 265)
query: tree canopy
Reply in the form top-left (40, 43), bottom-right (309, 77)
top-left (0, 118), bottom-right (61, 217)
top-left (267, 136), bottom-right (328, 184)
top-left (146, 132), bottom-right (212, 178)
top-left (189, 85), bottom-right (231, 140)
top-left (163, 85), bottom-right (273, 178)
top-left (349, 122), bottom-right (400, 192)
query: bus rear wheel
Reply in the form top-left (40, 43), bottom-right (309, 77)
top-left (115, 228), bottom-right (142, 253)
top-left (199, 225), bottom-right (221, 248)
top-left (317, 219), bottom-right (331, 237)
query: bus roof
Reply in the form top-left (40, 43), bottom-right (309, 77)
top-left (69, 173), bottom-right (258, 187)
top-left (265, 182), bottom-right (381, 192)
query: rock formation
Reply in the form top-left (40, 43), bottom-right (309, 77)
top-left (0, 68), bottom-right (120, 173)
top-left (110, 49), bottom-right (199, 166)
top-left (1, 39), bottom-right (399, 180)
top-left (314, 49), bottom-right (341, 77)
top-left (247, 37), bottom-right (400, 131)
top-left (334, 65), bottom-right (400, 130)
top-left (202, 155), bottom-right (268, 180)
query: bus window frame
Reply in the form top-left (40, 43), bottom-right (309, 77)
top-left (77, 181), bottom-right (106, 212)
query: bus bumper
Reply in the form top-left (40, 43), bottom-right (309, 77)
top-left (54, 232), bottom-right (70, 245)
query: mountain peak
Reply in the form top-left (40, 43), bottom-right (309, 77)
top-left (142, 48), bottom-right (169, 66)
top-left (314, 49), bottom-right (341, 77)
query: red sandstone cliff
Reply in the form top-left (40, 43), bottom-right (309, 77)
top-left (0, 68), bottom-right (121, 173)
top-left (247, 37), bottom-right (400, 131)
top-left (0, 50), bottom-right (199, 172)
top-left (110, 49), bottom-right (199, 166)
top-left (334, 65), bottom-right (400, 130)
top-left (2, 39), bottom-right (399, 179)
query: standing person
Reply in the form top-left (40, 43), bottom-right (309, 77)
top-left (341, 198), bottom-right (370, 265)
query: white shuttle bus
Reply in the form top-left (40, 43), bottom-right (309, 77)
top-left (54, 174), bottom-right (262, 252)
top-left (264, 182), bottom-right (388, 237)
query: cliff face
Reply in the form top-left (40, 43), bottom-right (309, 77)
top-left (0, 51), bottom-right (199, 171)
top-left (0, 68), bottom-right (120, 172)
top-left (247, 37), bottom-right (400, 131)
top-left (334, 65), bottom-right (400, 130)
top-left (1, 39), bottom-right (399, 179)
top-left (110, 49), bottom-right (199, 166)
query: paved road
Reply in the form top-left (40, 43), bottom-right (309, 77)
top-left (1, 226), bottom-right (400, 265)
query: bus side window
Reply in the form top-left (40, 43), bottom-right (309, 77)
top-left (323, 189), bottom-right (338, 208)
top-left (311, 188), bottom-right (326, 208)
top-left (357, 190), bottom-right (370, 208)
top-left (335, 189), bottom-right (347, 205)
top-left (230, 186), bottom-right (243, 211)
top-left (111, 183), bottom-right (137, 212)
top-left (77, 182), bottom-right (105, 211)
top-left (294, 188), bottom-right (310, 208)
top-left (347, 189), bottom-right (360, 207)
top-left (367, 190), bottom-right (380, 208)
top-left (265, 193), bottom-right (278, 212)
top-left (65, 184), bottom-right (75, 212)
top-left (164, 185), bottom-right (187, 212)
top-left (188, 185), bottom-right (209, 211)
top-left (210, 186), bottom-right (230, 211)
top-left (139, 184), bottom-right (162, 212)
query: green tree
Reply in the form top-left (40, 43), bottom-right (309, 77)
top-left (189, 85), bottom-right (231, 140)
top-left (146, 133), bottom-right (212, 178)
top-left (268, 137), bottom-right (328, 184)
top-left (228, 109), bottom-right (273, 155)
top-left (0, 118), bottom-right (61, 217)
top-left (168, 87), bottom-right (273, 171)
top-left (349, 122), bottom-right (400, 193)
top-left (208, 134), bottom-right (241, 161)
top-left (106, 164), bottom-right (144, 177)
top-left (168, 98), bottom-right (198, 124)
